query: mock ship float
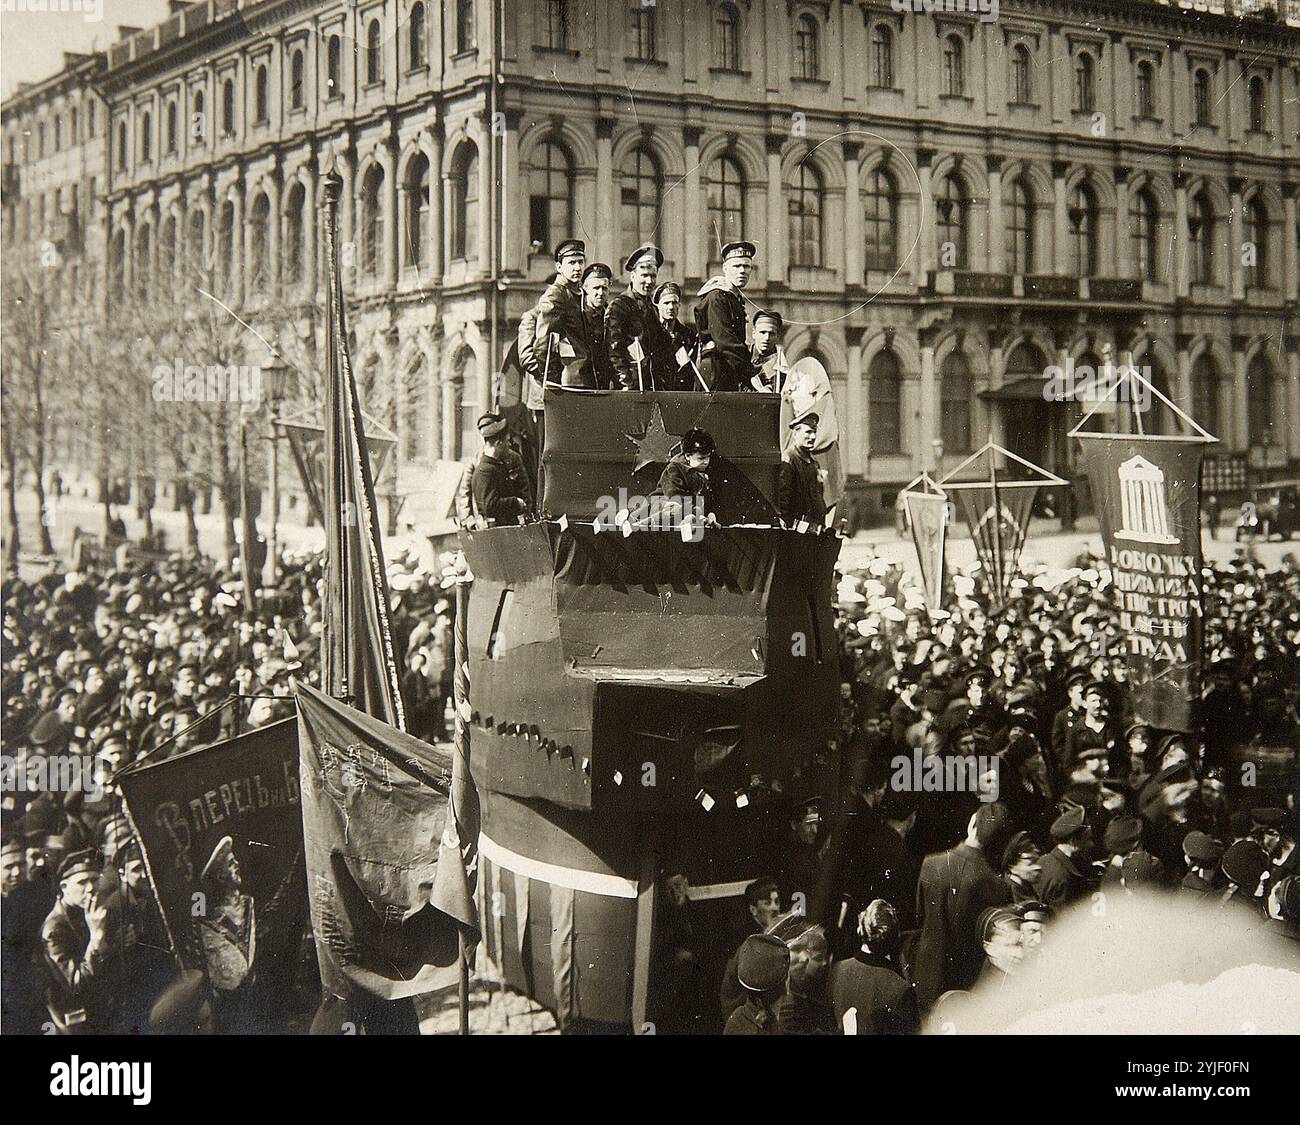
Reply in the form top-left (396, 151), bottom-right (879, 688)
top-left (460, 387), bottom-right (843, 1032)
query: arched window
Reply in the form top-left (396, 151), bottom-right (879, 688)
top-left (1074, 53), bottom-right (1095, 113)
top-left (713, 2), bottom-right (740, 70)
top-left (221, 78), bottom-right (235, 136)
top-left (1248, 76), bottom-right (1266, 132)
top-left (1068, 182), bottom-right (1098, 277)
top-left (360, 165), bottom-right (384, 277)
top-left (632, 2), bottom-right (657, 62)
top-left (788, 163), bottom-right (823, 268)
top-left (1244, 198), bottom-right (1268, 289)
top-left (527, 141), bottom-right (572, 253)
top-left (1246, 355), bottom-right (1276, 447)
top-left (284, 182), bottom-right (305, 286)
top-left (134, 221), bottom-right (153, 297)
top-left (542, 0), bottom-right (569, 50)
top-left (409, 3), bottom-right (427, 69)
top-left (1011, 45), bottom-right (1032, 105)
top-left (704, 153), bottom-right (745, 258)
top-left (249, 193), bottom-right (271, 292)
top-left (404, 154), bottom-right (430, 269)
top-left (110, 229), bottom-right (126, 300)
top-left (187, 209), bottom-right (207, 276)
top-left (1191, 354), bottom-right (1220, 438)
top-left (327, 35), bottom-right (342, 98)
top-left (1193, 68), bottom-right (1212, 127)
top-left (366, 20), bottom-right (383, 85)
top-left (166, 102), bottom-right (177, 153)
top-left (451, 145), bottom-right (479, 261)
top-left (217, 201), bottom-right (235, 294)
top-left (160, 216), bottom-right (176, 282)
top-left (140, 111), bottom-right (152, 163)
top-left (290, 49), bottom-right (305, 108)
top-left (1131, 188), bottom-right (1159, 282)
top-left (54, 114), bottom-right (61, 152)
top-left (193, 90), bottom-right (205, 142)
top-left (1135, 61), bottom-right (1155, 118)
top-left (795, 15), bottom-right (819, 80)
top-left (456, 0), bottom-right (476, 54)
top-left (862, 167), bottom-right (897, 272)
top-left (940, 351), bottom-right (972, 453)
top-left (621, 146), bottom-right (661, 247)
top-left (872, 25), bottom-right (894, 89)
top-left (934, 174), bottom-right (967, 269)
top-left (254, 65), bottom-right (268, 123)
top-left (1006, 177), bottom-right (1033, 275)
top-left (1188, 192), bottom-right (1214, 285)
top-left (117, 121), bottom-right (127, 170)
top-left (942, 35), bottom-right (964, 97)
top-left (867, 349), bottom-right (902, 454)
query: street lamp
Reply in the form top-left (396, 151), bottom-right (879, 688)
top-left (260, 350), bottom-right (292, 589)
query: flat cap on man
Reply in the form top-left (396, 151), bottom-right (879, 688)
top-left (736, 933), bottom-right (790, 992)
top-left (722, 240), bottom-right (757, 262)
top-left (624, 243), bottom-right (664, 272)
top-left (477, 412), bottom-right (508, 440)
top-left (1103, 816), bottom-right (1143, 856)
top-left (652, 281), bottom-right (682, 302)
top-left (752, 309), bottom-right (783, 328)
top-left (1183, 831), bottom-right (1226, 864)
top-left (581, 262), bottom-right (613, 282)
top-left (553, 238), bottom-right (585, 262)
top-left (57, 848), bottom-right (99, 882)
top-left (789, 412), bottom-right (819, 431)
top-left (1050, 804), bottom-right (1088, 842)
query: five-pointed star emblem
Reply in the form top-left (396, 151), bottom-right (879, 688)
top-left (624, 402), bottom-right (681, 472)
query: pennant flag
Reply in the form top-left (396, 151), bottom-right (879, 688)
top-left (953, 485), bottom-right (1037, 606)
top-left (319, 170), bottom-right (405, 729)
top-left (281, 406), bottom-right (397, 528)
top-left (1076, 437), bottom-right (1208, 732)
top-left (295, 683), bottom-right (469, 1000)
top-left (116, 718), bottom-right (306, 982)
top-left (901, 474), bottom-right (948, 615)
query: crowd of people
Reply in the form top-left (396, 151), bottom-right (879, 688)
top-left (0, 547), bottom-right (457, 1034)
top-left (695, 550), bottom-right (1299, 1034)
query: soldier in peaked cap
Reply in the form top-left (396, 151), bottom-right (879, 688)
top-left (694, 240), bottom-right (756, 391)
top-left (606, 243), bottom-right (664, 390)
top-left (777, 412), bottom-right (827, 529)
top-left (470, 413), bottom-right (531, 527)
top-left (1180, 831), bottom-right (1226, 898)
top-left (1037, 805), bottom-right (1096, 910)
top-left (520, 238), bottom-right (592, 389)
top-left (41, 848), bottom-right (123, 1033)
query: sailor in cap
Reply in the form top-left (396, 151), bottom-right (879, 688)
top-left (695, 240), bottom-right (757, 391)
top-left (607, 244), bottom-right (664, 390)
top-left (580, 262), bottom-right (615, 389)
top-left (649, 281), bottom-right (699, 391)
top-left (777, 411), bottom-right (828, 529)
top-left (519, 238), bottom-right (593, 389)
top-left (1037, 805), bottom-right (1095, 909)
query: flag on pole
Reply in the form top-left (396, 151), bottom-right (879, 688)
top-left (901, 473), bottom-right (948, 615)
top-left (238, 420), bottom-right (257, 612)
top-left (319, 170), bottom-right (405, 730)
top-left (953, 485), bottom-right (1037, 606)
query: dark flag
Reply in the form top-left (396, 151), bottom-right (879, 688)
top-left (1077, 436), bottom-right (1207, 731)
top-left (116, 718), bottom-right (305, 975)
top-left (902, 478), bottom-right (947, 615)
top-left (319, 170), bottom-right (406, 729)
top-left (295, 682), bottom-right (471, 999)
top-left (953, 484), bottom-right (1037, 606)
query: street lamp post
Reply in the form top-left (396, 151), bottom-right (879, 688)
top-left (260, 351), bottom-right (291, 589)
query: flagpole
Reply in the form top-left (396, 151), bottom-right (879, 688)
top-left (453, 577), bottom-right (471, 1036)
top-left (989, 450), bottom-right (1004, 609)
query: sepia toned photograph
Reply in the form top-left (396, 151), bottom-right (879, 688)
top-left (1, 0), bottom-right (1297, 1098)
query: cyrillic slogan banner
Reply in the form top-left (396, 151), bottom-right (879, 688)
top-left (1077, 436), bottom-right (1206, 731)
top-left (295, 682), bottom-right (467, 1001)
top-left (902, 488), bottom-right (947, 615)
top-left (116, 718), bottom-right (305, 975)
top-left (953, 485), bottom-right (1036, 605)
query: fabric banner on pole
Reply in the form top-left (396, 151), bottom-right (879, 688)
top-left (295, 682), bottom-right (467, 1001)
top-left (320, 171), bottom-right (405, 730)
top-left (954, 485), bottom-right (1037, 605)
top-left (116, 718), bottom-right (305, 974)
top-left (782, 356), bottom-right (845, 513)
top-left (1076, 436), bottom-right (1206, 732)
top-left (902, 487), bottom-right (948, 615)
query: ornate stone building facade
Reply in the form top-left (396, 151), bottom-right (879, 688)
top-left (4, 0), bottom-right (1299, 523)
